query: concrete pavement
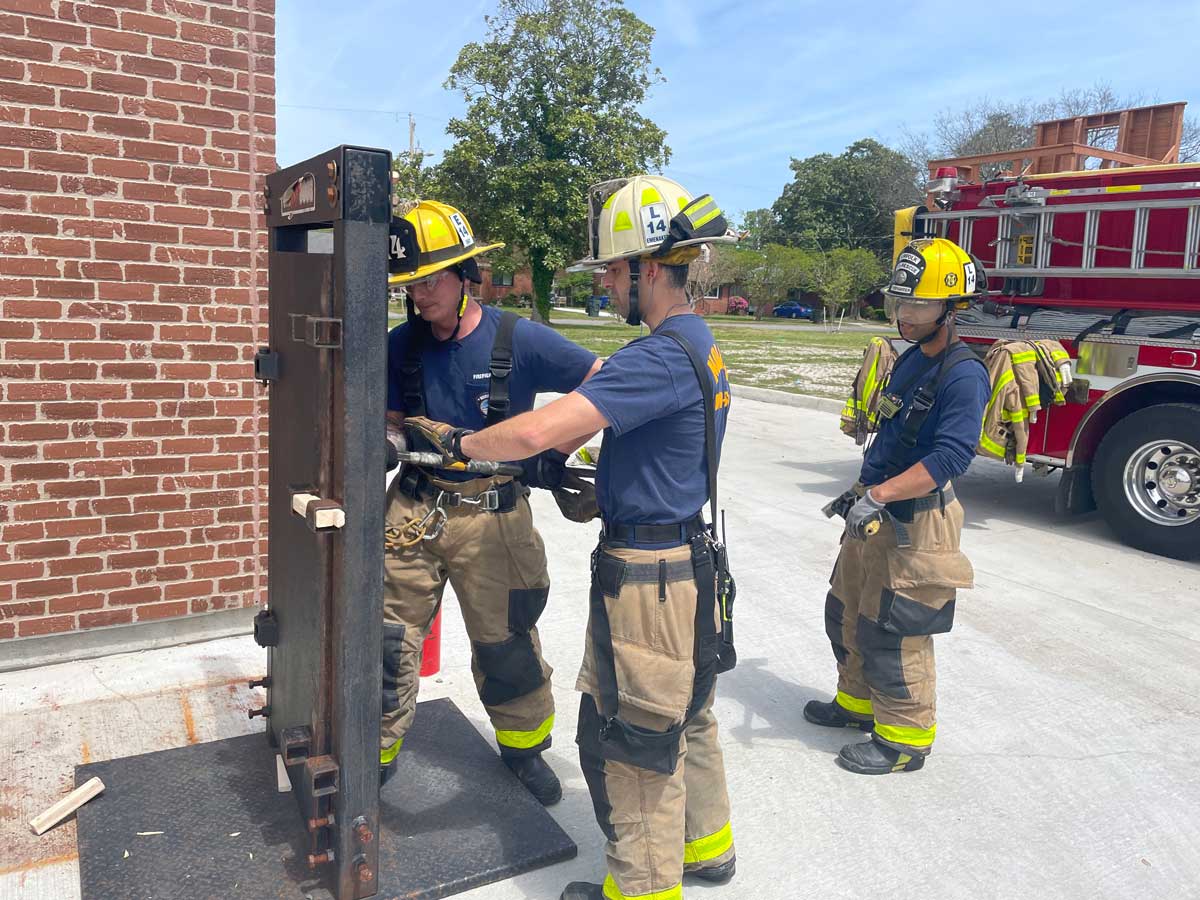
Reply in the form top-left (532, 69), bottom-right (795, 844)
top-left (2, 396), bottom-right (1198, 900)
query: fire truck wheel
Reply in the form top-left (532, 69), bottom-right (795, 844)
top-left (1092, 402), bottom-right (1200, 561)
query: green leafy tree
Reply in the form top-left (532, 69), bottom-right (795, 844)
top-left (436, 0), bottom-right (670, 322)
top-left (771, 139), bottom-right (920, 258)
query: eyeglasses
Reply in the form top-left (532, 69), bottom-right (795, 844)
top-left (407, 269), bottom-right (451, 291)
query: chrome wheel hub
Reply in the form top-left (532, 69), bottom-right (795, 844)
top-left (1124, 441), bottom-right (1200, 527)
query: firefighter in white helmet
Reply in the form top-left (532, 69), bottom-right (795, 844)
top-left (807, 237), bottom-right (990, 774)
top-left (404, 175), bottom-right (740, 899)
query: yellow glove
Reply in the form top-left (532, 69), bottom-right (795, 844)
top-left (403, 416), bottom-right (472, 465)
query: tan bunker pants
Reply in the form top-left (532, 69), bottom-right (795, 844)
top-left (380, 473), bottom-right (554, 764)
top-left (825, 489), bottom-right (973, 754)
top-left (575, 541), bottom-right (734, 900)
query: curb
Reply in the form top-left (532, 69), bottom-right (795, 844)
top-left (731, 384), bottom-right (841, 414)
top-left (1, 605), bottom-right (257, 673)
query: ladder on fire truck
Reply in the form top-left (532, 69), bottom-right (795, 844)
top-left (920, 176), bottom-right (1200, 280)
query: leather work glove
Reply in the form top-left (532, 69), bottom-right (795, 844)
top-left (520, 450), bottom-right (568, 490)
top-left (553, 468), bottom-right (599, 523)
top-left (404, 416), bottom-right (472, 465)
top-left (845, 489), bottom-right (887, 540)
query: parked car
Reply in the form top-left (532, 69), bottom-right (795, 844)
top-left (773, 300), bottom-right (813, 319)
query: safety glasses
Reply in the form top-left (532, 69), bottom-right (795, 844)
top-left (406, 269), bottom-right (452, 291)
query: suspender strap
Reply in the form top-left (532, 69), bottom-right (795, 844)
top-left (896, 342), bottom-right (980, 451)
top-left (486, 310), bottom-right (519, 425)
top-left (400, 321), bottom-right (429, 417)
top-left (655, 321), bottom-right (719, 532)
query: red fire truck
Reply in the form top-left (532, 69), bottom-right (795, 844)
top-left (898, 105), bottom-right (1199, 560)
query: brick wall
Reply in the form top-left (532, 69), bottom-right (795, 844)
top-left (0, 0), bottom-right (275, 640)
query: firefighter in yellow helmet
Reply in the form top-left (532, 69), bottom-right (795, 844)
top-left (807, 237), bottom-right (990, 774)
top-left (379, 200), bottom-right (602, 804)
top-left (402, 175), bottom-right (741, 900)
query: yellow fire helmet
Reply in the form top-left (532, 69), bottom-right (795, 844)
top-left (575, 175), bottom-right (737, 270)
top-left (387, 200), bottom-right (503, 286)
top-left (885, 237), bottom-right (983, 305)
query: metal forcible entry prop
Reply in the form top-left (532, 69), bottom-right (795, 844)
top-left (255, 145), bottom-right (392, 900)
top-left (72, 145), bottom-right (576, 899)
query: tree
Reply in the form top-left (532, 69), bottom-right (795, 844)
top-left (554, 270), bottom-right (595, 306)
top-left (806, 248), bottom-right (886, 318)
top-left (436, 0), bottom-right (670, 322)
top-left (736, 208), bottom-right (777, 251)
top-left (686, 244), bottom-right (741, 303)
top-left (390, 149), bottom-right (440, 213)
top-left (770, 139), bottom-right (920, 258)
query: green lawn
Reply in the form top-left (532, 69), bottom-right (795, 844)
top-left (386, 303), bottom-right (883, 400)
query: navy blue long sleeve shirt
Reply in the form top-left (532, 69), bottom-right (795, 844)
top-left (859, 345), bottom-right (990, 488)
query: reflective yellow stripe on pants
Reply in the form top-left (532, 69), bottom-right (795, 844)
top-left (495, 713), bottom-right (555, 752)
top-left (875, 721), bottom-right (937, 748)
top-left (683, 821), bottom-right (733, 865)
top-left (380, 738), bottom-right (403, 766)
top-left (836, 691), bottom-right (874, 716)
top-left (603, 874), bottom-right (682, 900)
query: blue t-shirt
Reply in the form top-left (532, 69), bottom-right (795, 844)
top-left (860, 344), bottom-right (989, 488)
top-left (387, 304), bottom-right (596, 430)
top-left (577, 314), bottom-right (730, 530)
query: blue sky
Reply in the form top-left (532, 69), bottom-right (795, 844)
top-left (277, 0), bottom-right (1198, 221)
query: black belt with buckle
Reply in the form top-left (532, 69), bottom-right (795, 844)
top-left (602, 514), bottom-right (707, 547)
top-left (885, 485), bottom-right (956, 523)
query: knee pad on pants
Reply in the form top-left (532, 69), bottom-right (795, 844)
top-left (382, 622), bottom-right (406, 715)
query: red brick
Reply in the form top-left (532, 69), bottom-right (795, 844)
top-left (29, 151), bottom-right (88, 174)
top-left (92, 115), bottom-right (151, 139)
top-left (0, 561), bottom-right (43, 581)
top-left (59, 134), bottom-right (118, 157)
top-left (0, 170), bottom-right (57, 192)
top-left (124, 263), bottom-right (179, 283)
top-left (2, 600), bottom-right (46, 619)
top-left (61, 218), bottom-right (119, 238)
top-left (76, 535), bottom-right (130, 554)
top-left (40, 362), bottom-right (96, 379)
top-left (0, 126), bottom-right (57, 151)
top-left (40, 321), bottom-right (96, 340)
top-left (98, 282), bottom-right (154, 302)
top-left (99, 323), bottom-right (154, 341)
top-left (41, 401), bottom-right (97, 419)
top-left (75, 3), bottom-right (120, 26)
top-left (122, 55), bottom-right (175, 79)
top-left (26, 18), bottom-right (86, 43)
top-left (94, 240), bottom-right (151, 262)
top-left (123, 139), bottom-right (177, 162)
top-left (0, 82), bottom-right (54, 105)
top-left (66, 301), bottom-right (124, 320)
top-left (92, 73), bottom-right (148, 96)
top-left (60, 47), bottom-right (117, 70)
top-left (31, 196), bottom-right (88, 215)
top-left (60, 90), bottom-right (121, 114)
top-left (93, 200), bottom-right (149, 221)
top-left (5, 341), bottom-right (61, 360)
top-left (90, 26), bottom-right (148, 52)
top-left (135, 599), bottom-right (187, 620)
top-left (6, 378), bottom-right (65, 398)
top-left (35, 279), bottom-right (95, 299)
top-left (0, 212), bottom-right (56, 233)
top-left (77, 571), bottom-right (132, 591)
top-left (180, 105), bottom-right (233, 129)
top-left (101, 440), bottom-right (158, 458)
top-left (18, 615), bottom-right (74, 637)
top-left (123, 181), bottom-right (176, 203)
top-left (0, 320), bottom-right (34, 337)
top-left (49, 592), bottom-right (104, 613)
top-left (101, 362), bottom-right (157, 379)
top-left (13, 538), bottom-right (70, 560)
top-left (58, 176), bottom-right (119, 197)
top-left (69, 382), bottom-right (126, 399)
top-left (27, 63), bottom-right (86, 87)
top-left (123, 222), bottom-right (177, 242)
top-left (0, 36), bottom-right (52, 61)
top-left (44, 517), bottom-right (102, 538)
top-left (15, 576), bottom-right (72, 598)
top-left (79, 608), bottom-right (132, 628)
top-left (150, 37), bottom-right (204, 62)
top-left (90, 160), bottom-right (147, 183)
top-left (109, 585), bottom-right (161, 604)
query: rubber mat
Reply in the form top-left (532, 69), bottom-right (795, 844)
top-left (76, 697), bottom-right (576, 899)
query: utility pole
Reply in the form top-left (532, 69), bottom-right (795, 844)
top-left (408, 113), bottom-right (416, 156)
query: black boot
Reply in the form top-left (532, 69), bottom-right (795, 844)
top-left (837, 737), bottom-right (925, 775)
top-left (803, 699), bottom-right (873, 731)
top-left (559, 882), bottom-right (605, 899)
top-left (685, 855), bottom-right (736, 884)
top-left (503, 753), bottom-right (562, 806)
